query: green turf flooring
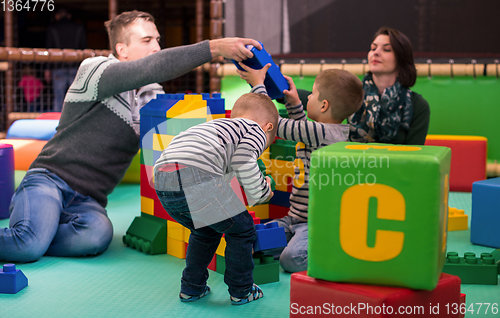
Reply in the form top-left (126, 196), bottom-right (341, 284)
top-left (1, 186), bottom-right (499, 317)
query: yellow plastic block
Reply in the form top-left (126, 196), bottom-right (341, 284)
top-left (167, 220), bottom-right (188, 241)
top-left (247, 204), bottom-right (269, 219)
top-left (208, 114), bottom-right (225, 121)
top-left (259, 148), bottom-right (271, 174)
top-left (152, 134), bottom-right (175, 151)
top-left (448, 207), bottom-right (468, 231)
top-left (216, 236), bottom-right (226, 257)
top-left (167, 237), bottom-right (187, 259)
top-left (166, 95), bottom-right (207, 118)
top-left (141, 196), bottom-right (154, 215)
top-left (184, 229), bottom-right (190, 243)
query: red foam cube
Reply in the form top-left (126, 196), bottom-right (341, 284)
top-left (290, 271), bottom-right (462, 317)
top-left (425, 135), bottom-right (487, 192)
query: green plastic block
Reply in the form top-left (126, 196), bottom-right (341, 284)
top-left (278, 108), bottom-right (289, 119)
top-left (491, 249), bottom-right (500, 274)
top-left (123, 216), bottom-right (167, 255)
top-left (253, 253), bottom-right (280, 284)
top-left (165, 118), bottom-right (206, 135)
top-left (443, 252), bottom-right (498, 285)
top-left (308, 142), bottom-right (451, 290)
top-left (215, 254), bottom-right (279, 285)
top-left (257, 159), bottom-right (276, 192)
top-left (270, 139), bottom-right (296, 161)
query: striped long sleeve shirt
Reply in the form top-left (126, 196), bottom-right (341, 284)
top-left (154, 117), bottom-right (271, 206)
top-left (252, 85), bottom-right (349, 221)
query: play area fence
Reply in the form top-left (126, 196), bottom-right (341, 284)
top-left (0, 47), bottom-right (211, 134)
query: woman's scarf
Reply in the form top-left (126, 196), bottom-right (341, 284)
top-left (348, 73), bottom-right (413, 143)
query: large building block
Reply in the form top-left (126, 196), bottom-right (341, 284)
top-left (166, 94), bottom-right (207, 119)
top-left (471, 177), bottom-right (500, 248)
top-left (216, 254), bottom-right (279, 285)
top-left (216, 236), bottom-right (226, 257)
top-left (269, 204), bottom-right (289, 220)
top-left (270, 138), bottom-right (296, 161)
top-left (442, 251), bottom-right (498, 285)
top-left (491, 249), bottom-right (500, 274)
top-left (448, 207), bottom-right (468, 231)
top-left (167, 237), bottom-right (187, 259)
top-left (0, 264), bottom-right (28, 294)
top-left (248, 203), bottom-right (269, 219)
top-left (253, 222), bottom-right (288, 252)
top-left (308, 142), bottom-right (451, 290)
top-left (232, 41), bottom-right (289, 100)
top-left (290, 271), bottom-right (462, 317)
top-left (140, 196), bottom-right (154, 216)
top-left (425, 135), bottom-right (487, 192)
top-left (269, 190), bottom-right (291, 208)
top-left (167, 220), bottom-right (189, 241)
top-left (123, 216), bottom-right (167, 254)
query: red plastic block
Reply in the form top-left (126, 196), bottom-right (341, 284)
top-left (425, 135), bottom-right (487, 192)
top-left (225, 110), bottom-right (231, 118)
top-left (153, 199), bottom-right (176, 222)
top-left (208, 254), bottom-right (217, 271)
top-left (140, 164), bottom-right (156, 199)
top-left (269, 204), bottom-right (289, 219)
top-left (290, 271), bottom-right (462, 317)
top-left (248, 211), bottom-right (261, 224)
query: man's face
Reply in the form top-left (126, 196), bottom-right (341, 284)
top-left (118, 20), bottom-right (161, 61)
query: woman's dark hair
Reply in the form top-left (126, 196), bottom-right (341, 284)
top-left (372, 27), bottom-right (417, 87)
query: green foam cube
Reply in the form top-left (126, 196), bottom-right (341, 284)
top-left (308, 142), bottom-right (451, 290)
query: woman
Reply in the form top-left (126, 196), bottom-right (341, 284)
top-left (348, 26), bottom-right (430, 145)
top-left (294, 27), bottom-right (430, 145)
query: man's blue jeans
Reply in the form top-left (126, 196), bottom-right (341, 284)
top-left (155, 166), bottom-right (256, 298)
top-left (0, 168), bottom-right (113, 263)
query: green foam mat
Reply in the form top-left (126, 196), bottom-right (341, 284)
top-left (1, 186), bottom-right (498, 317)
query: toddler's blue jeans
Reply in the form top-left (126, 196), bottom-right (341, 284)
top-left (155, 165), bottom-right (256, 298)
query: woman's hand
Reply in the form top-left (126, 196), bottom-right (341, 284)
top-left (237, 62), bottom-right (271, 87)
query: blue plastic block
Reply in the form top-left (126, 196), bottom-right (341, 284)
top-left (6, 119), bottom-right (59, 140)
top-left (232, 42), bottom-right (289, 100)
top-left (153, 150), bottom-right (163, 165)
top-left (140, 98), bottom-right (179, 117)
top-left (204, 92), bottom-right (225, 115)
top-left (269, 190), bottom-right (291, 208)
top-left (0, 264), bottom-right (28, 294)
top-left (471, 178), bottom-right (500, 248)
top-left (253, 222), bottom-right (288, 252)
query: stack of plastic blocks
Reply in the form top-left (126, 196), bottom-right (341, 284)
top-left (425, 135), bottom-right (487, 192)
top-left (290, 142), bottom-right (464, 315)
top-left (123, 93), bottom-right (225, 257)
top-left (268, 138), bottom-right (297, 219)
top-left (214, 218), bottom-right (285, 285)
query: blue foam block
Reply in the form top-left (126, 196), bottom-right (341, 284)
top-left (232, 42), bottom-right (289, 100)
top-left (471, 178), bottom-right (500, 248)
top-left (6, 119), bottom-right (59, 140)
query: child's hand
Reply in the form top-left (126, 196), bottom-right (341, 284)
top-left (282, 75), bottom-right (301, 106)
top-left (265, 176), bottom-right (274, 201)
top-left (237, 62), bottom-right (271, 87)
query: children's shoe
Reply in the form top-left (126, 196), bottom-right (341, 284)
top-left (230, 284), bottom-right (263, 305)
top-left (179, 285), bottom-right (210, 302)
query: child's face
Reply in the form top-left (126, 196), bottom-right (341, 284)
top-left (306, 82), bottom-right (323, 121)
top-left (368, 34), bottom-right (397, 76)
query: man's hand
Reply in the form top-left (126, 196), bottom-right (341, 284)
top-left (237, 62), bottom-right (270, 87)
top-left (209, 37), bottom-right (262, 62)
top-left (282, 75), bottom-right (301, 106)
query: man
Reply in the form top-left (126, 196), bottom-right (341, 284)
top-left (0, 10), bottom-right (261, 263)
